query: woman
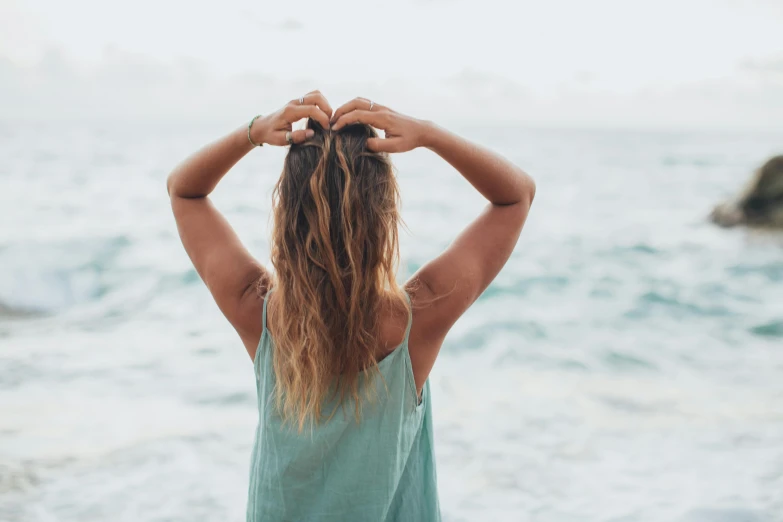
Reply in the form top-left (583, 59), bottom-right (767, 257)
top-left (167, 91), bottom-right (535, 521)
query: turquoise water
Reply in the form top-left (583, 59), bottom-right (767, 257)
top-left (1, 123), bottom-right (783, 521)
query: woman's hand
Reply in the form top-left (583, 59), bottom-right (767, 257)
top-left (251, 90), bottom-right (333, 146)
top-left (330, 98), bottom-right (431, 153)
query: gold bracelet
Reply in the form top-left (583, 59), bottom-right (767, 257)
top-left (247, 115), bottom-right (263, 147)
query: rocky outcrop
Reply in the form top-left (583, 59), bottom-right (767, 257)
top-left (711, 155), bottom-right (783, 229)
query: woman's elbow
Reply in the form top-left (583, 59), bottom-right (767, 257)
top-left (166, 173), bottom-right (177, 197)
top-left (518, 172), bottom-right (536, 209)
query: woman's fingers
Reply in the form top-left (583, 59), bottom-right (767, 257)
top-left (291, 128), bottom-right (315, 144)
top-left (283, 104), bottom-right (331, 129)
top-left (331, 98), bottom-right (380, 123)
top-left (300, 90), bottom-right (333, 120)
top-left (331, 110), bottom-right (387, 131)
top-left (269, 128), bottom-right (315, 146)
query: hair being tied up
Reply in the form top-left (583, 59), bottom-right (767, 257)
top-left (270, 118), bottom-right (409, 431)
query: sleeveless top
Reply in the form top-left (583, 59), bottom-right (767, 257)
top-left (246, 291), bottom-right (441, 522)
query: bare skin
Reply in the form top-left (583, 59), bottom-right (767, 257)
top-left (168, 91), bottom-right (535, 394)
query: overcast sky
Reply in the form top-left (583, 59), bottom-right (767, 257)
top-left (2, 0), bottom-right (782, 129)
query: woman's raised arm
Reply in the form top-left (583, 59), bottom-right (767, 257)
top-left (167, 91), bottom-right (332, 357)
top-left (333, 99), bottom-right (536, 391)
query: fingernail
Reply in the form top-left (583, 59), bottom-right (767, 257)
top-left (305, 129), bottom-right (315, 138)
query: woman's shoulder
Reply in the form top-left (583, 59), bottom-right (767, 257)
top-left (375, 291), bottom-right (412, 361)
top-left (238, 276), bottom-right (272, 361)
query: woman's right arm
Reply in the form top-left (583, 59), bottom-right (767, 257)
top-left (332, 100), bottom-right (536, 392)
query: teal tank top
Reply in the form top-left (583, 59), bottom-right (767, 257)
top-left (246, 291), bottom-right (441, 521)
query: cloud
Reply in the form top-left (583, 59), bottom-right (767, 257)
top-left (740, 54), bottom-right (783, 76)
top-left (0, 49), bottom-right (288, 123)
top-left (444, 69), bottom-right (528, 97)
top-left (237, 11), bottom-right (303, 31)
top-left (0, 49), bottom-right (782, 131)
top-left (573, 71), bottom-right (595, 85)
top-left (278, 18), bottom-right (304, 31)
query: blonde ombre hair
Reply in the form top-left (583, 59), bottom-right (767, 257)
top-left (269, 119), bottom-right (408, 431)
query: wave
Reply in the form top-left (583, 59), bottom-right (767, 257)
top-left (0, 235), bottom-right (130, 312)
top-left (727, 261), bottom-right (783, 282)
top-left (0, 235), bottom-right (199, 317)
top-left (0, 301), bottom-right (45, 319)
top-left (748, 320), bottom-right (783, 338)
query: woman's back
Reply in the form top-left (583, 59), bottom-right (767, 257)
top-left (248, 291), bottom-right (438, 521)
top-left (167, 92), bottom-right (535, 520)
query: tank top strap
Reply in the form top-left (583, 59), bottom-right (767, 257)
top-left (402, 290), bottom-right (413, 344)
top-left (262, 287), bottom-right (274, 334)
top-left (400, 289), bottom-right (421, 406)
top-left (254, 288), bottom-right (274, 379)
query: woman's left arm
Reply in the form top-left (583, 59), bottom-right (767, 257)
top-left (167, 91), bottom-right (332, 356)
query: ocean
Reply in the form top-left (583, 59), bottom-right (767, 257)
top-left (1, 122), bottom-right (782, 522)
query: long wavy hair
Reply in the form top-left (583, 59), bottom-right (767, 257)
top-left (269, 119), bottom-right (408, 431)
